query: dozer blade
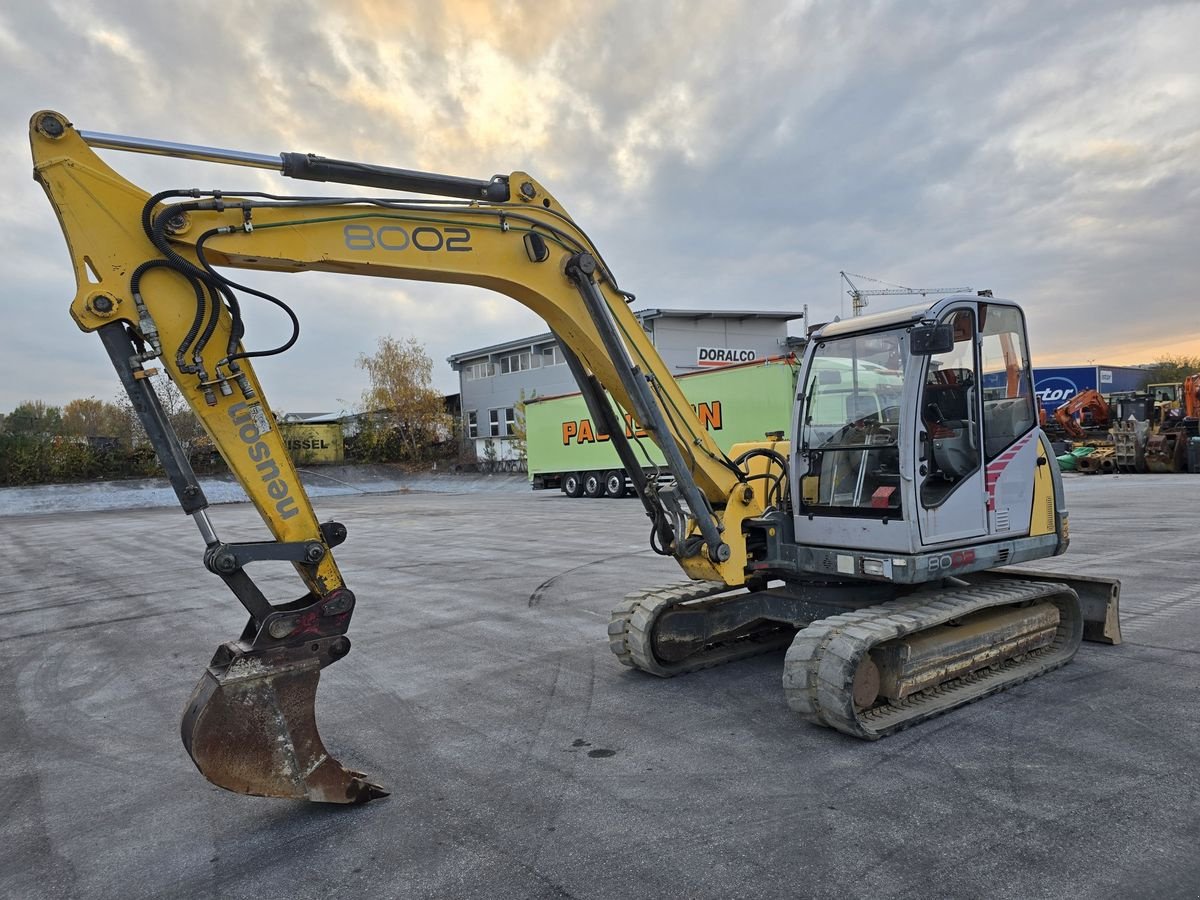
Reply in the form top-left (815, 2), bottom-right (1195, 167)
top-left (181, 641), bottom-right (387, 804)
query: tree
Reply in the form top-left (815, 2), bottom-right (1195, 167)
top-left (509, 389), bottom-right (535, 469)
top-left (112, 374), bottom-right (208, 454)
top-left (61, 397), bottom-right (128, 441)
top-left (356, 335), bottom-right (451, 459)
top-left (1144, 355), bottom-right (1200, 387)
top-left (5, 401), bottom-right (62, 436)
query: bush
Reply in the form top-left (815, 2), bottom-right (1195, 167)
top-left (0, 434), bottom-right (227, 486)
top-left (0, 434), bottom-right (50, 484)
top-left (344, 418), bottom-right (455, 465)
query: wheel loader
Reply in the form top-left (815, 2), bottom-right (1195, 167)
top-left (28, 111), bottom-right (1121, 804)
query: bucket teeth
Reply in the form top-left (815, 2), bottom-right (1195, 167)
top-left (181, 642), bottom-right (386, 804)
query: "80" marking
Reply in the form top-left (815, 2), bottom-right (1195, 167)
top-left (927, 549), bottom-right (976, 572)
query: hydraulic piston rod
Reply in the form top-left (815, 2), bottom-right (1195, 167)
top-left (77, 127), bottom-right (510, 201)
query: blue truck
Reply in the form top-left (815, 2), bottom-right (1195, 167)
top-left (1030, 365), bottom-right (1147, 419)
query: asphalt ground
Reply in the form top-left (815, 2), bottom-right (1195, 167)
top-left (0, 465), bottom-right (525, 516)
top-left (1, 473), bottom-right (1198, 900)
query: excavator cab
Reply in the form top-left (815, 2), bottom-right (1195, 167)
top-left (793, 295), bottom-right (1049, 558)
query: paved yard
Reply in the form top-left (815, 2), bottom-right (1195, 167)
top-left (1, 473), bottom-right (1197, 899)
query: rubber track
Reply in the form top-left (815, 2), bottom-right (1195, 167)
top-left (608, 581), bottom-right (794, 677)
top-left (781, 579), bottom-right (1083, 739)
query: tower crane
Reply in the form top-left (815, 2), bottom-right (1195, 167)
top-left (841, 271), bottom-right (973, 317)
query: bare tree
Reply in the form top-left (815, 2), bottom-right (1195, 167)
top-left (113, 374), bottom-right (209, 454)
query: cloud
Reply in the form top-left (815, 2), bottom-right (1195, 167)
top-left (2, 0), bottom-right (1198, 417)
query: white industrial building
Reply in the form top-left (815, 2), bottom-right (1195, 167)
top-left (447, 308), bottom-right (805, 462)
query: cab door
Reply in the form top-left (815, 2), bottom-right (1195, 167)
top-left (915, 305), bottom-right (988, 546)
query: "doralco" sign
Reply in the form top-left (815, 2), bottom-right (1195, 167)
top-left (697, 347), bottom-right (757, 368)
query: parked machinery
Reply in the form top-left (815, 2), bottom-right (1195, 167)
top-left (1146, 377), bottom-right (1200, 473)
top-left (1110, 376), bottom-right (1200, 474)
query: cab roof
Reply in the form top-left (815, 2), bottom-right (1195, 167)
top-left (813, 294), bottom-right (1017, 340)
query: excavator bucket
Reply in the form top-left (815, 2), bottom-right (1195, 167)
top-left (181, 642), bottom-right (387, 804)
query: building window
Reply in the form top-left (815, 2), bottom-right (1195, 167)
top-left (541, 346), bottom-right (565, 367)
top-left (499, 351), bottom-right (533, 374)
top-left (465, 411), bottom-right (478, 439)
top-left (463, 361), bottom-right (493, 381)
top-left (487, 408), bottom-right (517, 437)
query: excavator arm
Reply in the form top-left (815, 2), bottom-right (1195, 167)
top-left (1053, 388), bottom-right (1110, 441)
top-left (29, 111), bottom-right (765, 803)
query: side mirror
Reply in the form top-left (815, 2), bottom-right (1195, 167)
top-left (910, 322), bottom-right (955, 356)
top-left (817, 369), bottom-right (843, 385)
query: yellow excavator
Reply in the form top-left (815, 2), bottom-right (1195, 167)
top-left (30, 111), bottom-right (1122, 804)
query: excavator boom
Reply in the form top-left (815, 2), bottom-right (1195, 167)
top-left (30, 111), bottom-right (756, 802)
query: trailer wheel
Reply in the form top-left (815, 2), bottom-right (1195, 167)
top-left (562, 472), bottom-right (585, 498)
top-left (603, 470), bottom-right (626, 498)
top-left (583, 472), bottom-right (604, 498)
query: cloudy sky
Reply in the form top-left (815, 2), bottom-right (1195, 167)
top-left (3, 0), bottom-right (1198, 414)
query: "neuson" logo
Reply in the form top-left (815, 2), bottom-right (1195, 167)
top-left (228, 402), bottom-right (300, 520)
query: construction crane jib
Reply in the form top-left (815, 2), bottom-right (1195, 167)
top-left (840, 271), bottom-right (972, 317)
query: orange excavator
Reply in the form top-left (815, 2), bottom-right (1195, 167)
top-left (1183, 374), bottom-right (1200, 419)
top-left (1053, 389), bottom-right (1110, 441)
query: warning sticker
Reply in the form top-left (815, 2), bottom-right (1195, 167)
top-left (246, 402), bottom-right (273, 435)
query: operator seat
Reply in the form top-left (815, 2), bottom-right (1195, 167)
top-left (923, 368), bottom-right (975, 481)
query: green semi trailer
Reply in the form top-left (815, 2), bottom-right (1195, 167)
top-left (525, 356), bottom-right (800, 497)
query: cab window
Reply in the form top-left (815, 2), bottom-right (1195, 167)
top-left (979, 304), bottom-right (1037, 459)
top-left (800, 331), bottom-right (906, 516)
top-left (920, 309), bottom-right (979, 507)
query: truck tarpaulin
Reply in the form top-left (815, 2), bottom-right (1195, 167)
top-left (524, 357), bottom-right (798, 487)
top-left (1028, 365), bottom-right (1147, 419)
